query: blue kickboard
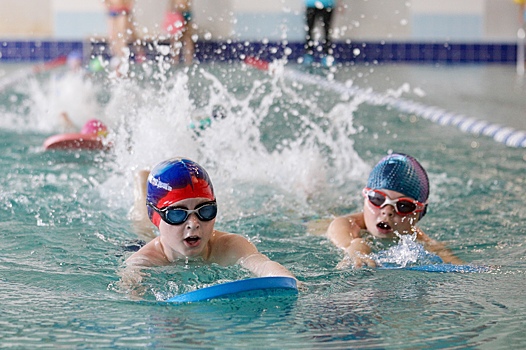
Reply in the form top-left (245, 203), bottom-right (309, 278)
top-left (166, 276), bottom-right (298, 303)
top-left (379, 263), bottom-right (490, 273)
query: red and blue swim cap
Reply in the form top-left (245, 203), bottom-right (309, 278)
top-left (146, 158), bottom-right (215, 227)
top-left (367, 153), bottom-right (429, 205)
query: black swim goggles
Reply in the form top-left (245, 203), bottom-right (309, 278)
top-left (147, 201), bottom-right (217, 225)
top-left (363, 188), bottom-right (426, 216)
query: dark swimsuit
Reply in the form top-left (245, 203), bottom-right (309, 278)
top-left (108, 6), bottom-right (131, 17)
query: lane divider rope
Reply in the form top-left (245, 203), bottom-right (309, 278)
top-left (285, 68), bottom-right (526, 148)
top-left (246, 57), bottom-right (526, 148)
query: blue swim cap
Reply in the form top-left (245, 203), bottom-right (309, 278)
top-left (146, 158), bottom-right (215, 227)
top-left (366, 153), bottom-right (429, 204)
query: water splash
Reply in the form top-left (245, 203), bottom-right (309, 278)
top-left (3, 62), bottom-right (369, 219)
top-left (373, 233), bottom-right (443, 267)
top-left (4, 69), bottom-right (102, 133)
top-left (98, 63), bottom-right (369, 217)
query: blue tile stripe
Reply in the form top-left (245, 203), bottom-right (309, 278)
top-left (0, 41), bottom-right (84, 62)
top-left (0, 40), bottom-right (519, 64)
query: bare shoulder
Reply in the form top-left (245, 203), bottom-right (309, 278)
top-left (209, 230), bottom-right (258, 266)
top-left (126, 238), bottom-right (169, 267)
top-left (328, 212), bottom-right (364, 232)
top-left (212, 230), bottom-right (257, 252)
top-left (308, 213), bottom-right (365, 237)
top-left (335, 212), bottom-right (364, 224)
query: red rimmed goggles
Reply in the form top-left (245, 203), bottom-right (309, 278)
top-left (362, 188), bottom-right (426, 216)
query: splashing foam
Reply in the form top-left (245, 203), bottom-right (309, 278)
top-left (373, 233), bottom-right (443, 267)
top-left (5, 62), bottom-right (369, 217)
top-left (17, 70), bottom-right (100, 133)
top-left (97, 64), bottom-right (369, 216)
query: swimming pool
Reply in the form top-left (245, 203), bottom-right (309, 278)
top-left (1, 61), bottom-right (525, 348)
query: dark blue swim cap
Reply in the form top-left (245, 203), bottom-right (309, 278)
top-left (146, 158), bottom-right (215, 227)
top-left (366, 153), bottom-right (429, 204)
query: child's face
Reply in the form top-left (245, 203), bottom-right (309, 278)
top-left (363, 189), bottom-right (420, 239)
top-left (158, 197), bottom-right (216, 259)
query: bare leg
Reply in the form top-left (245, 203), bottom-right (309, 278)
top-left (108, 14), bottom-right (133, 59)
top-left (182, 25), bottom-right (195, 64)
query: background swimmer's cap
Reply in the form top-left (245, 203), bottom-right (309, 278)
top-left (367, 153), bottom-right (429, 205)
top-left (146, 158), bottom-right (215, 227)
top-left (81, 119), bottom-right (108, 137)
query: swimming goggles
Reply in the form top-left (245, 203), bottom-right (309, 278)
top-left (147, 201), bottom-right (217, 225)
top-left (362, 188), bottom-right (426, 216)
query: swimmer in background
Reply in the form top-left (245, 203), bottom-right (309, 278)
top-left (163, 0), bottom-right (195, 64)
top-left (326, 153), bottom-right (463, 269)
top-left (120, 157), bottom-right (297, 295)
top-left (54, 52), bottom-right (104, 133)
top-left (516, 0), bottom-right (526, 27)
top-left (303, 0), bottom-right (342, 67)
top-left (104, 0), bottom-right (137, 67)
top-left (59, 112), bottom-right (109, 138)
top-left (188, 105), bottom-right (227, 132)
top-left (65, 51), bottom-right (83, 72)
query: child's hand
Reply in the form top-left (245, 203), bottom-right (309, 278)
top-left (116, 265), bottom-right (149, 299)
top-left (336, 238), bottom-right (376, 269)
top-left (336, 253), bottom-right (376, 269)
top-left (352, 253), bottom-right (377, 268)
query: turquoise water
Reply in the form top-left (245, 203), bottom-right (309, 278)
top-left (1, 62), bottom-right (525, 348)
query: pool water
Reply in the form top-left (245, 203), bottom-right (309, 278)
top-left (0, 61), bottom-right (525, 348)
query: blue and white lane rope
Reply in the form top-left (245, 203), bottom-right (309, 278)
top-left (283, 68), bottom-right (526, 148)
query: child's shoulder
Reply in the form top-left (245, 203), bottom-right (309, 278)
top-left (209, 230), bottom-right (258, 264)
top-left (306, 212), bottom-right (365, 236)
top-left (126, 238), bottom-right (168, 266)
top-left (212, 230), bottom-right (253, 249)
top-left (330, 212), bottom-right (365, 228)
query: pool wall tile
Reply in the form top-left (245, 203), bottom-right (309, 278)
top-left (0, 40), bottom-right (520, 64)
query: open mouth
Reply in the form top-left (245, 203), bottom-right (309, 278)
top-left (376, 222), bottom-right (392, 233)
top-left (184, 236), bottom-right (201, 247)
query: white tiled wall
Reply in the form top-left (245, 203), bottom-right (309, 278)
top-left (0, 0), bottom-right (521, 41)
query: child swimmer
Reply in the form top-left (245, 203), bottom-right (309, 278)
top-left (327, 153), bottom-right (463, 268)
top-left (120, 157), bottom-right (297, 293)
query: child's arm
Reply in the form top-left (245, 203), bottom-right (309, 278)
top-left (117, 239), bottom-right (171, 297)
top-left (218, 233), bottom-right (297, 281)
top-left (416, 228), bottom-right (464, 264)
top-left (128, 170), bottom-right (158, 241)
top-left (117, 251), bottom-right (155, 298)
top-left (116, 264), bottom-right (149, 298)
top-left (238, 253), bottom-right (297, 280)
top-left (327, 213), bottom-right (376, 268)
top-left (59, 112), bottom-right (77, 132)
